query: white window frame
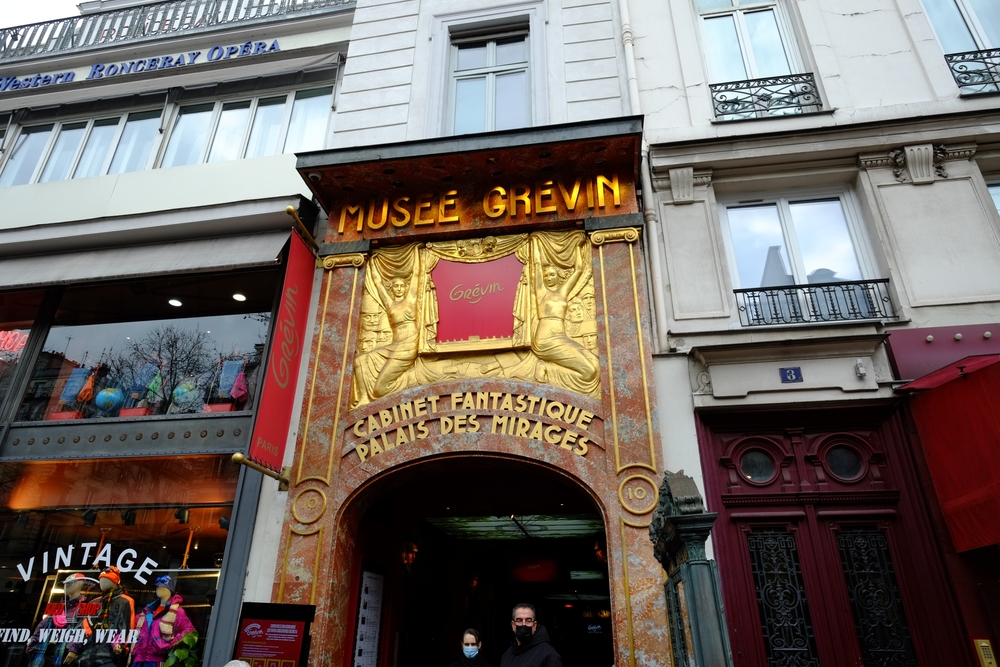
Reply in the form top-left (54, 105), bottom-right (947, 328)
top-left (447, 30), bottom-right (531, 135)
top-left (0, 110), bottom-right (164, 187)
top-left (426, 2), bottom-right (548, 138)
top-left (717, 187), bottom-right (878, 289)
top-left (926, 0), bottom-right (998, 51)
top-left (697, 0), bottom-right (805, 83)
top-left (155, 85), bottom-right (334, 168)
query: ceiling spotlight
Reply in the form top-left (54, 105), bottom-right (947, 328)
top-left (219, 516), bottom-right (230, 531)
top-left (121, 509), bottom-right (136, 526)
top-left (82, 509), bottom-right (98, 526)
top-left (174, 508), bottom-right (190, 524)
top-left (232, 293), bottom-right (246, 302)
top-left (168, 299), bottom-right (182, 307)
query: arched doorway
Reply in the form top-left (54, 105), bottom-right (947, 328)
top-left (343, 455), bottom-right (614, 667)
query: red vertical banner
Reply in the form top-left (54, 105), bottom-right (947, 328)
top-left (249, 231), bottom-right (316, 473)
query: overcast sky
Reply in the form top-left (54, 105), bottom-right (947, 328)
top-left (2, 0), bottom-right (84, 29)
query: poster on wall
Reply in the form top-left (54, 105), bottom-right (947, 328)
top-left (351, 570), bottom-right (385, 667)
top-left (234, 603), bottom-right (315, 667)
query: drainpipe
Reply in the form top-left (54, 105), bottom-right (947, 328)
top-left (617, 0), bottom-right (670, 352)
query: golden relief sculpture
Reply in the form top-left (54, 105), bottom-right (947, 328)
top-left (350, 230), bottom-right (600, 408)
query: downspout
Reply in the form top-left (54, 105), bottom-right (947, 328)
top-left (617, 0), bottom-right (670, 353)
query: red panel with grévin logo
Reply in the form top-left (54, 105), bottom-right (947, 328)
top-left (432, 254), bottom-right (523, 345)
top-left (249, 231), bottom-right (316, 473)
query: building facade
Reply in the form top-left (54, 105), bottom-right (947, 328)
top-left (1, 0), bottom-right (1000, 667)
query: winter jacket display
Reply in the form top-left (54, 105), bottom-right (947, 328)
top-left (498, 626), bottom-right (563, 667)
top-left (75, 586), bottom-right (135, 667)
top-left (26, 595), bottom-right (90, 667)
top-left (129, 595), bottom-right (195, 665)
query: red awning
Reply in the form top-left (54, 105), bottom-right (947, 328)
top-left (898, 354), bottom-right (1000, 390)
top-left (910, 361), bottom-right (1000, 551)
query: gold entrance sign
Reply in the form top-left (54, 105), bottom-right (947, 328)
top-left (349, 390), bottom-right (598, 463)
top-left (336, 175), bottom-right (625, 236)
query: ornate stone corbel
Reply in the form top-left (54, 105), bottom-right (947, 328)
top-left (859, 143), bottom-right (976, 184)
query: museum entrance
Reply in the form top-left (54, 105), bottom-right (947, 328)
top-left (350, 456), bottom-right (614, 667)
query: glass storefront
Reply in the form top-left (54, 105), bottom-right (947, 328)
top-left (11, 269), bottom-right (278, 422)
top-left (0, 291), bottom-right (44, 408)
top-left (0, 456), bottom-right (239, 667)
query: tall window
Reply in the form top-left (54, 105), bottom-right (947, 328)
top-left (450, 32), bottom-right (530, 135)
top-left (988, 183), bottom-right (1000, 214)
top-left (698, 0), bottom-right (797, 84)
top-left (160, 86), bottom-right (333, 167)
top-left (922, 0), bottom-right (1000, 54)
top-left (721, 195), bottom-right (869, 288)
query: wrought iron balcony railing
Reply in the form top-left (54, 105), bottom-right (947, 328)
top-left (734, 279), bottom-right (894, 327)
top-left (710, 72), bottom-right (821, 121)
top-left (945, 49), bottom-right (1000, 95)
top-left (0, 0), bottom-right (352, 63)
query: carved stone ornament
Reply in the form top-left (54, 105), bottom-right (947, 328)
top-left (858, 143), bottom-right (976, 183)
top-left (669, 167), bottom-right (694, 204)
top-left (351, 230), bottom-right (601, 408)
top-left (649, 470), bottom-right (711, 567)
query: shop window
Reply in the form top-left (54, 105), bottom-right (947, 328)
top-left (698, 0), bottom-right (820, 119)
top-left (0, 290), bottom-right (44, 407)
top-left (160, 87), bottom-right (333, 167)
top-left (15, 269), bottom-right (278, 422)
top-left (449, 31), bottom-right (530, 135)
top-left (0, 456), bottom-right (238, 667)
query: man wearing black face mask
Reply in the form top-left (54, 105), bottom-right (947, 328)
top-left (499, 603), bottom-right (563, 667)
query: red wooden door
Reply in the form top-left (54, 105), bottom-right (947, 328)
top-left (697, 407), bottom-right (972, 667)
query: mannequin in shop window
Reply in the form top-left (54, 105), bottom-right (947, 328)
top-left (75, 566), bottom-right (135, 667)
top-left (28, 573), bottom-right (94, 667)
top-left (130, 575), bottom-right (195, 667)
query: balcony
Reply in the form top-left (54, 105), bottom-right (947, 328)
top-left (945, 49), bottom-right (1000, 95)
top-left (0, 0), bottom-right (352, 63)
top-left (710, 73), bottom-right (821, 121)
top-left (734, 279), bottom-right (894, 327)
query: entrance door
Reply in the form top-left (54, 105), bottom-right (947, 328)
top-left (347, 457), bottom-right (615, 667)
top-left (698, 406), bottom-right (972, 667)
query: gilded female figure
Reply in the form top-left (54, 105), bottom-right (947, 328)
top-left (371, 273), bottom-right (420, 398)
top-left (531, 243), bottom-right (599, 394)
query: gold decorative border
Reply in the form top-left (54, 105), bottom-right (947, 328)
top-left (291, 487), bottom-right (328, 525)
top-left (277, 524), bottom-right (323, 606)
top-left (628, 242), bottom-right (658, 473)
top-left (619, 519), bottom-right (637, 667)
top-left (618, 474), bottom-right (659, 516)
top-left (319, 253), bottom-right (366, 269)
top-left (296, 270), bottom-right (333, 486)
top-left (597, 244), bottom-right (623, 473)
top-left (590, 227), bottom-right (640, 246)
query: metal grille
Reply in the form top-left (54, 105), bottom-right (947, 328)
top-left (734, 279), bottom-right (894, 327)
top-left (710, 73), bottom-right (821, 121)
top-left (746, 530), bottom-right (820, 667)
top-left (945, 49), bottom-right (1000, 95)
top-left (836, 529), bottom-right (919, 667)
top-left (0, 0), bottom-right (352, 63)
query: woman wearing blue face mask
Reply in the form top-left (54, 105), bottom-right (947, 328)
top-left (449, 629), bottom-right (493, 667)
